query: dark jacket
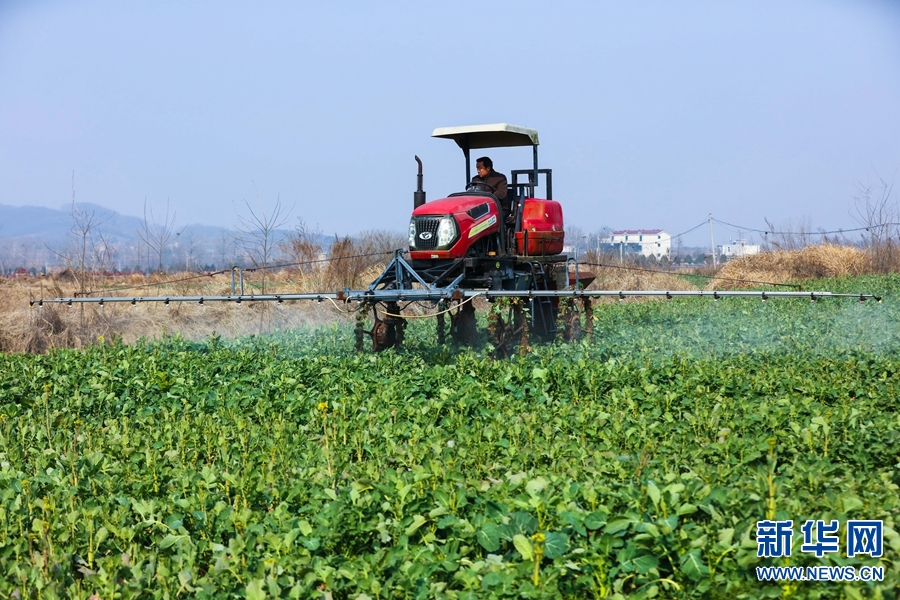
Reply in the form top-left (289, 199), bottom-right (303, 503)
top-left (472, 169), bottom-right (509, 209)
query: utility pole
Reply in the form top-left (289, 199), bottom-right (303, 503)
top-left (708, 212), bottom-right (717, 268)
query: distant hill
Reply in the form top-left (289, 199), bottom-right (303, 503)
top-left (0, 202), bottom-right (334, 272)
top-left (0, 202), bottom-right (243, 243)
top-left (0, 202), bottom-right (245, 271)
top-left (0, 203), bottom-right (144, 245)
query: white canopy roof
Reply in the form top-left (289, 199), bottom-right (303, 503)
top-left (431, 123), bottom-right (539, 149)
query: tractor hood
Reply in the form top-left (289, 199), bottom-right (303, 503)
top-left (409, 193), bottom-right (502, 259)
top-left (411, 194), bottom-right (496, 216)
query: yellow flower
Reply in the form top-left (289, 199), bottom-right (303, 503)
top-left (317, 402), bottom-right (328, 412)
top-left (531, 532), bottom-right (546, 543)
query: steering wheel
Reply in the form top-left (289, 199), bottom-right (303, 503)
top-left (467, 180), bottom-right (495, 193)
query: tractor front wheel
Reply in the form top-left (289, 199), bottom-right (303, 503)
top-left (450, 300), bottom-right (477, 345)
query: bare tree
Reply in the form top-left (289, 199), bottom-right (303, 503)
top-left (281, 217), bottom-right (324, 273)
top-left (361, 229), bottom-right (407, 264)
top-left (324, 234), bottom-right (374, 289)
top-left (169, 234), bottom-right (202, 296)
top-left (71, 204), bottom-right (109, 293)
top-left (316, 229), bottom-right (407, 290)
top-left (44, 174), bottom-right (115, 326)
top-left (217, 229), bottom-right (237, 269)
top-left (581, 227), bottom-right (611, 261)
top-left (851, 172), bottom-right (898, 272)
top-left (567, 225), bottom-right (585, 255)
top-left (176, 229), bottom-right (203, 271)
top-left (138, 198), bottom-right (178, 273)
top-left (0, 242), bottom-right (10, 276)
top-left (235, 191), bottom-right (292, 293)
top-left (47, 175), bottom-right (114, 292)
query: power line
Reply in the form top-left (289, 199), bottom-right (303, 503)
top-left (669, 220), bottom-right (709, 241)
top-left (78, 250), bottom-right (398, 296)
top-left (711, 217), bottom-right (900, 237)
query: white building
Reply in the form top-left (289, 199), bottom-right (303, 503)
top-left (718, 239), bottom-right (760, 259)
top-left (603, 229), bottom-right (671, 259)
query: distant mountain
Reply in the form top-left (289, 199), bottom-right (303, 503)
top-left (0, 202), bottom-right (240, 244)
top-left (0, 202), bottom-right (332, 272)
top-left (0, 203), bottom-right (142, 244)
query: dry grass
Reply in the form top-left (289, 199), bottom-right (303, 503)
top-left (580, 260), bottom-right (699, 304)
top-left (587, 269), bottom-right (698, 292)
top-left (580, 250), bottom-right (699, 294)
top-left (0, 270), bottom-right (368, 354)
top-left (707, 244), bottom-right (872, 290)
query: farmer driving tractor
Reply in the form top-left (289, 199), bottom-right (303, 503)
top-left (471, 156), bottom-right (509, 209)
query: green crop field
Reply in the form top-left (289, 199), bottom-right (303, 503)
top-left (1, 275), bottom-right (899, 599)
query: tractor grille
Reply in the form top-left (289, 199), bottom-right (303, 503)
top-left (414, 217), bottom-right (441, 250)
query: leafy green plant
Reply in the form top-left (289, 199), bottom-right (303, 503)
top-left (0, 274), bottom-right (898, 598)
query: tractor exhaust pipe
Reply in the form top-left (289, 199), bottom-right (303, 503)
top-left (414, 155), bottom-right (426, 209)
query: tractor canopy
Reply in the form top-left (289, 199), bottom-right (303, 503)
top-left (431, 123), bottom-right (539, 149)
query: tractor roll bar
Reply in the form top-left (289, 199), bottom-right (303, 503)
top-left (432, 123), bottom-right (540, 189)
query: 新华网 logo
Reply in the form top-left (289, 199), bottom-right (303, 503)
top-left (756, 519), bottom-right (883, 558)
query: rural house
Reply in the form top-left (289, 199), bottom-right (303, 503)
top-left (601, 229), bottom-right (672, 259)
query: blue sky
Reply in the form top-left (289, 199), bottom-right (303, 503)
top-left (1, 0), bottom-right (898, 246)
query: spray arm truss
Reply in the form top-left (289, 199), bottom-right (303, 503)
top-left (32, 289), bottom-right (881, 307)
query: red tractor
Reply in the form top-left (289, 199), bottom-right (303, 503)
top-left (377, 123), bottom-right (594, 347)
